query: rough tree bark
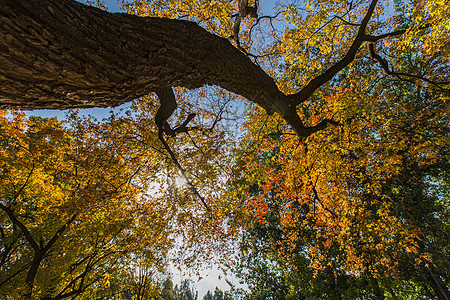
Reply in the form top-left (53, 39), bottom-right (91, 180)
top-left (0, 0), bottom-right (377, 137)
top-left (0, 0), bottom-right (286, 110)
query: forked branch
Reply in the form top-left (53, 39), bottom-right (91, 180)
top-left (287, 0), bottom-right (379, 105)
top-left (232, 0), bottom-right (259, 51)
top-left (155, 88), bottom-right (210, 210)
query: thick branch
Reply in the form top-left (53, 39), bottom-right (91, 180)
top-left (0, 0), bottom-right (284, 115)
top-left (0, 0), bottom-right (377, 139)
top-left (154, 87), bottom-right (178, 136)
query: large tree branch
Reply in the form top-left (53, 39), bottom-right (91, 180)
top-left (0, 0), bottom-right (321, 138)
top-left (0, 0), bottom-right (284, 114)
top-left (0, 0), bottom-right (379, 139)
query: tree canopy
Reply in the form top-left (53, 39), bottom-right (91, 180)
top-left (0, 0), bottom-right (449, 299)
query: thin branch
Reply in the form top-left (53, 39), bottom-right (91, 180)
top-left (335, 15), bottom-right (360, 27)
top-left (367, 43), bottom-right (450, 88)
top-left (0, 260), bottom-right (32, 287)
top-left (42, 214), bottom-right (77, 254)
top-left (12, 163), bottom-right (35, 204)
top-left (311, 186), bottom-right (338, 219)
top-left (248, 12), bottom-right (282, 39)
top-left (243, 115), bottom-right (270, 152)
top-left (363, 24), bottom-right (430, 42)
top-left (288, 0), bottom-right (379, 105)
top-left (0, 204), bottom-right (39, 253)
top-left (128, 134), bottom-right (168, 156)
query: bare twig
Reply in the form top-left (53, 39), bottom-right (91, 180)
top-left (157, 130), bottom-right (210, 210)
top-left (154, 87), bottom-right (210, 210)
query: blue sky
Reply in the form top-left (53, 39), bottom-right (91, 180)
top-left (102, 0), bottom-right (123, 12)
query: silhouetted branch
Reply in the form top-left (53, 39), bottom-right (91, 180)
top-left (367, 43), bottom-right (450, 88)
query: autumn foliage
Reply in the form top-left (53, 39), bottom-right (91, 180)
top-left (1, 0), bottom-right (449, 299)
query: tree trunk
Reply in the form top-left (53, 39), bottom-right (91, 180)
top-left (0, 0), bottom-right (287, 115)
top-left (421, 259), bottom-right (450, 300)
top-left (370, 277), bottom-right (385, 300)
top-left (23, 252), bottom-right (44, 300)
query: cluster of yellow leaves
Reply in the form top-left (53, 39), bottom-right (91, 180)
top-left (407, 0), bottom-right (450, 55)
top-left (122, 0), bottom-right (233, 36)
top-left (279, 0), bottom-right (388, 87)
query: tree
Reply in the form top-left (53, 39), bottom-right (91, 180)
top-left (0, 112), bottom-right (171, 299)
top-left (202, 287), bottom-right (232, 300)
top-left (1, 0), bottom-right (447, 138)
top-left (177, 279), bottom-right (198, 300)
top-left (1, 0), bottom-right (449, 298)
top-left (157, 278), bottom-right (178, 300)
top-left (230, 40), bottom-right (449, 299)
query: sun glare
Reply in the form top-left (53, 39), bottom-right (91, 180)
top-left (175, 176), bottom-right (187, 187)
